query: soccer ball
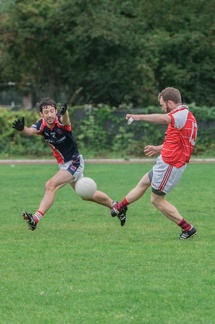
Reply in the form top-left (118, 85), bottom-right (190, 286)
top-left (75, 177), bottom-right (97, 198)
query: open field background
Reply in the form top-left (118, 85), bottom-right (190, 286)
top-left (1, 163), bottom-right (215, 323)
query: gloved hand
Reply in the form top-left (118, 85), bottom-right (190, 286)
top-left (59, 102), bottom-right (67, 115)
top-left (12, 117), bottom-right (25, 131)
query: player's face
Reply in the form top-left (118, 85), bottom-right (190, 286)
top-left (40, 105), bottom-right (57, 126)
top-left (159, 98), bottom-right (171, 113)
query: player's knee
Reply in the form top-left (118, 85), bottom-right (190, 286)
top-left (151, 195), bottom-right (158, 206)
top-left (151, 194), bottom-right (163, 208)
top-left (45, 179), bottom-right (56, 192)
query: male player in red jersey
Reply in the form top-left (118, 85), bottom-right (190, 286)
top-left (12, 98), bottom-right (127, 230)
top-left (111, 87), bottom-right (197, 239)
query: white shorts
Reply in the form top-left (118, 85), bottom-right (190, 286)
top-left (149, 155), bottom-right (186, 195)
top-left (59, 155), bottom-right (84, 182)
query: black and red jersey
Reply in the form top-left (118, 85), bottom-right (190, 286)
top-left (31, 116), bottom-right (79, 164)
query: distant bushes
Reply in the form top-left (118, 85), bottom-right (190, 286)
top-left (1, 105), bottom-right (214, 158)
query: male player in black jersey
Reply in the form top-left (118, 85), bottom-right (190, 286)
top-left (12, 98), bottom-right (127, 230)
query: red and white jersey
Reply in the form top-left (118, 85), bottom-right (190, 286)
top-left (161, 105), bottom-right (197, 168)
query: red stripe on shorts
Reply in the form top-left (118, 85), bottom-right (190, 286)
top-left (158, 165), bottom-right (173, 191)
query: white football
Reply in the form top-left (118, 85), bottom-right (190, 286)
top-left (75, 177), bottom-right (97, 198)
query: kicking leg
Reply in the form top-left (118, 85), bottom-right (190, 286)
top-left (23, 169), bottom-right (74, 230)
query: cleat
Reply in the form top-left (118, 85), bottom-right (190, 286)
top-left (22, 211), bottom-right (37, 231)
top-left (111, 201), bottom-right (127, 226)
top-left (179, 226), bottom-right (197, 239)
top-left (110, 200), bottom-right (120, 217)
top-left (118, 208), bottom-right (127, 226)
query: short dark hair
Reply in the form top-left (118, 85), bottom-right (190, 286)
top-left (39, 98), bottom-right (57, 112)
top-left (158, 87), bottom-right (182, 104)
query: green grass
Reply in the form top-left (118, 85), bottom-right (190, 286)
top-left (1, 163), bottom-right (215, 324)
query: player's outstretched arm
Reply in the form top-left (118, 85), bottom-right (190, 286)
top-left (59, 103), bottom-right (70, 126)
top-left (126, 113), bottom-right (171, 124)
top-left (12, 117), bottom-right (37, 136)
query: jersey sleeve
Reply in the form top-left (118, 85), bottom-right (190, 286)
top-left (30, 119), bottom-right (43, 135)
top-left (57, 116), bottom-right (72, 131)
top-left (169, 108), bottom-right (189, 130)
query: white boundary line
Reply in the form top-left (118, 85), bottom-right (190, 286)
top-left (0, 158), bottom-right (215, 164)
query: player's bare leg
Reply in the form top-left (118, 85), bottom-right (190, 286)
top-left (110, 173), bottom-right (151, 226)
top-left (38, 169), bottom-right (74, 214)
top-left (69, 182), bottom-right (113, 208)
top-left (84, 190), bottom-right (113, 208)
top-left (23, 169), bottom-right (74, 230)
top-left (151, 193), bottom-right (197, 239)
top-left (151, 193), bottom-right (183, 223)
top-left (111, 173), bottom-right (151, 216)
top-left (125, 173), bottom-right (151, 203)
top-left (79, 185), bottom-right (128, 225)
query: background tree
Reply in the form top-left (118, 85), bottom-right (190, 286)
top-left (0, 0), bottom-right (215, 107)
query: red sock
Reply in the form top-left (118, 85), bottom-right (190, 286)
top-left (34, 210), bottom-right (44, 224)
top-left (178, 218), bottom-right (191, 231)
top-left (118, 198), bottom-right (129, 210)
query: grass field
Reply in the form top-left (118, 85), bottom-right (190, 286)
top-left (1, 162), bottom-right (215, 324)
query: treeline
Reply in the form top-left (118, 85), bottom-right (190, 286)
top-left (0, 0), bottom-right (215, 107)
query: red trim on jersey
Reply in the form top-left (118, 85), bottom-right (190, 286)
top-left (37, 118), bottom-right (46, 135)
top-left (33, 115), bottom-right (78, 164)
top-left (47, 142), bottom-right (65, 164)
top-left (38, 117), bottom-right (72, 133)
